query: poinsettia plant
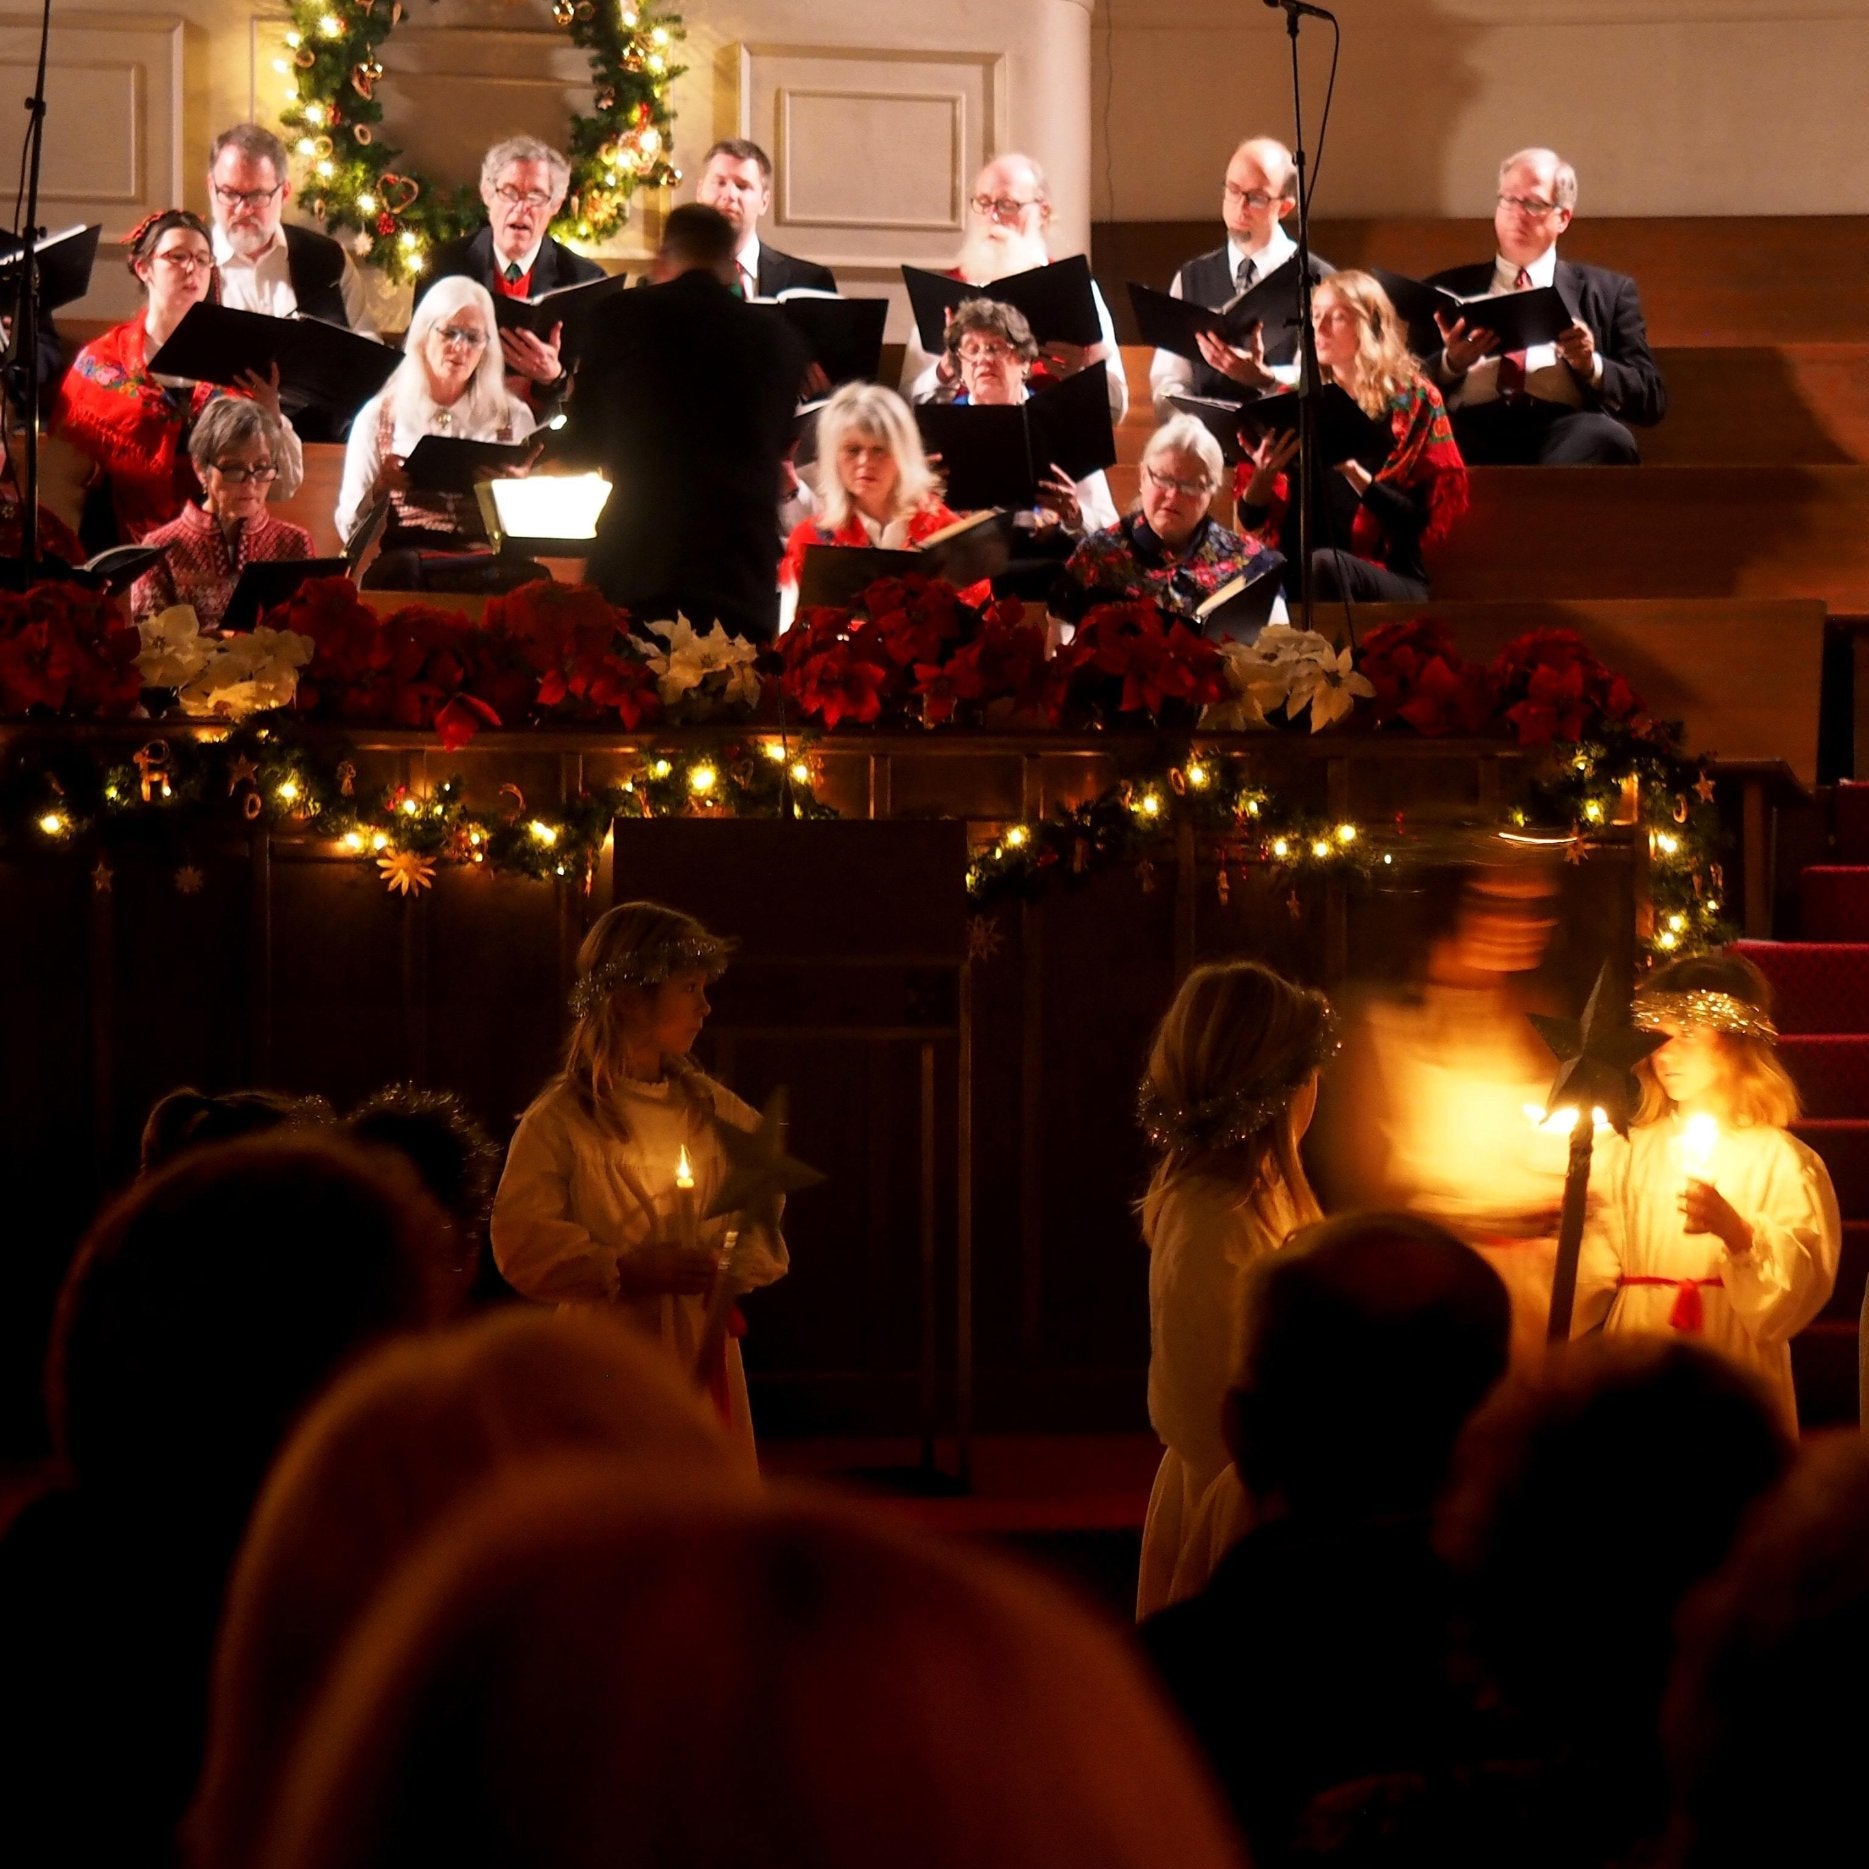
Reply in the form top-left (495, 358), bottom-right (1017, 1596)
top-left (1354, 617), bottom-right (1497, 736)
top-left (0, 580), bottom-right (143, 719)
top-left (482, 580), bottom-right (662, 732)
top-left (1489, 628), bottom-right (1647, 747)
top-left (1056, 601), bottom-right (1230, 726)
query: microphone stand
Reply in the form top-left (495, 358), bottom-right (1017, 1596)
top-left (1280, 0), bottom-right (1327, 636)
top-left (5, 0), bottom-right (56, 583)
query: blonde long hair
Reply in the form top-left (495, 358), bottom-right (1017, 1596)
top-left (813, 381), bottom-right (941, 531)
top-left (1317, 270), bottom-right (1420, 418)
top-left (562, 901), bottom-right (732, 1134)
top-left (1139, 960), bottom-right (1331, 1239)
top-left (1633, 951), bottom-right (1801, 1128)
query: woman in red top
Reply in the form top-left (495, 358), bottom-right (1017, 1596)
top-left (1229, 271), bottom-right (1467, 604)
top-left (777, 381), bottom-right (984, 627)
top-left (53, 210), bottom-right (301, 547)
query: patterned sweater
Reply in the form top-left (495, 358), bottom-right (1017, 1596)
top-left (129, 502), bottom-right (315, 629)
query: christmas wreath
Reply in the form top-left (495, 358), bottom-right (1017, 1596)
top-left (272, 0), bottom-right (684, 284)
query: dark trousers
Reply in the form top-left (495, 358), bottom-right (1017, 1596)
top-left (1310, 548), bottom-right (1429, 605)
top-left (1452, 399), bottom-right (1641, 466)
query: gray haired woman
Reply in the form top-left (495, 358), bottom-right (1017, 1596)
top-left (130, 396), bottom-right (315, 626)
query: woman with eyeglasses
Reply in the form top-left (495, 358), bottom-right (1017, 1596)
top-left (129, 399), bottom-right (313, 628)
top-left (776, 381), bottom-right (986, 627)
top-left (1234, 271), bottom-right (1468, 604)
top-left (53, 209), bottom-right (304, 547)
top-left (1051, 415), bottom-right (1277, 628)
top-left (335, 275), bottom-right (542, 591)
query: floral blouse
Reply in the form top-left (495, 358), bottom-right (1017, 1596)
top-left (1052, 512), bottom-right (1271, 624)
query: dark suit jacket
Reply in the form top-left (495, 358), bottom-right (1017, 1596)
top-left (1171, 242), bottom-right (1334, 397)
top-left (281, 224), bottom-right (354, 327)
top-left (754, 244), bottom-right (837, 297)
top-left (567, 269), bottom-right (810, 637)
top-left (414, 226), bottom-right (605, 306)
top-left (1424, 256), bottom-right (1667, 427)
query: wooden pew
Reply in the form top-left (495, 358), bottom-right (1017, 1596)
top-left (270, 442), bottom-right (348, 556)
top-left (1094, 216), bottom-right (1869, 349)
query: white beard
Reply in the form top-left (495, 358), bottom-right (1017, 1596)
top-left (954, 225), bottom-right (1049, 284)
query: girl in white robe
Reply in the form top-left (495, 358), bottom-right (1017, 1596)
top-left (1135, 961), bottom-right (1335, 1617)
top-left (1575, 952), bottom-right (1839, 1432)
top-left (491, 902), bottom-right (788, 1466)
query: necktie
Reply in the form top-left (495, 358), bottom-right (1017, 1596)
top-left (1496, 265), bottom-right (1531, 399)
top-left (1234, 256), bottom-right (1255, 295)
top-left (737, 263), bottom-right (754, 301)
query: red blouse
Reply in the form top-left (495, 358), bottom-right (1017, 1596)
top-left (52, 318), bottom-right (223, 543)
top-left (778, 502), bottom-right (990, 607)
top-left (129, 501), bottom-right (314, 630)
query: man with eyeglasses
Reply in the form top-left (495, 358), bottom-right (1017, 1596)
top-left (1423, 147), bottom-right (1666, 465)
top-left (1148, 136), bottom-right (1334, 419)
top-left (899, 152), bottom-right (1127, 425)
top-left (694, 139), bottom-right (836, 299)
top-left (419, 136), bottom-right (604, 408)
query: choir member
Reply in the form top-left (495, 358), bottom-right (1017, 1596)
top-left (130, 398), bottom-right (313, 627)
top-left (1237, 270), bottom-right (1467, 604)
top-left (1148, 135), bottom-right (1334, 416)
top-left (695, 138), bottom-right (837, 296)
top-left (53, 210), bottom-right (303, 547)
top-left (1426, 148), bottom-right (1667, 464)
top-left (900, 152), bottom-right (1128, 423)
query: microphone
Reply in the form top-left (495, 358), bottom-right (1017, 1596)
top-left (1262, 0), bottom-right (1336, 17)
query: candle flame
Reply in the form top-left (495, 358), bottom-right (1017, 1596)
top-left (1682, 1113), bottom-right (1720, 1177)
top-left (675, 1145), bottom-right (694, 1190)
top-left (1523, 1103), bottom-right (1610, 1135)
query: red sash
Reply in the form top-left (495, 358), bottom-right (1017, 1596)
top-left (1619, 1274), bottom-right (1724, 1333)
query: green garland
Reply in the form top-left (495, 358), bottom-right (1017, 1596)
top-left (273, 0), bottom-right (684, 284)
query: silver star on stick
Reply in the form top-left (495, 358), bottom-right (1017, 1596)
top-left (705, 1087), bottom-right (825, 1234)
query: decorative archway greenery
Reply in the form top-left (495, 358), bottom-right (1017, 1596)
top-left (272, 0), bottom-right (685, 284)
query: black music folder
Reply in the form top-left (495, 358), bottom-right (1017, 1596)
top-left (1128, 260), bottom-right (1307, 362)
top-left (220, 556), bottom-right (347, 633)
top-left (1370, 268), bottom-right (1577, 354)
top-left (0, 224), bottom-right (102, 311)
top-left (1234, 382), bottom-right (1393, 472)
top-left (490, 269), bottom-right (632, 341)
top-left (147, 304), bottom-right (398, 420)
top-left (1196, 551), bottom-right (1286, 643)
top-left (1165, 391), bottom-right (1256, 464)
top-left (914, 364), bottom-right (1117, 511)
top-left (400, 434), bottom-right (533, 492)
top-left (796, 511), bottom-right (1016, 609)
top-left (751, 290), bottom-right (888, 386)
top-left (902, 253), bottom-right (1101, 353)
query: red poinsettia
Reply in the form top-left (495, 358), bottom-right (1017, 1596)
top-left (1490, 628), bottom-right (1646, 747)
top-left (1065, 601), bottom-right (1229, 719)
top-left (864, 573), bottom-right (974, 669)
top-left (0, 580), bottom-right (143, 718)
top-left (789, 639), bottom-right (890, 728)
top-left (914, 612), bottom-right (1055, 727)
top-left (1357, 617), bottom-right (1498, 736)
top-left (485, 580), bottom-right (661, 730)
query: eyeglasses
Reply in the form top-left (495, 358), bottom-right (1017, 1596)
top-left (154, 250), bottom-right (211, 273)
top-left (957, 341), bottom-right (1017, 365)
top-left (1223, 184), bottom-right (1279, 209)
top-left (213, 184), bottom-right (283, 211)
top-left (434, 325), bottom-right (489, 350)
top-left (494, 185), bottom-right (554, 209)
top-left (1145, 464), bottom-right (1214, 500)
top-left (1498, 194), bottom-right (1563, 218)
top-left (211, 461), bottom-right (279, 483)
top-left (969, 193), bottom-right (1041, 223)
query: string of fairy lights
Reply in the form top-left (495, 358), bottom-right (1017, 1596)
top-left (6, 718), bottom-right (1729, 960)
top-left (274, 0), bottom-right (684, 282)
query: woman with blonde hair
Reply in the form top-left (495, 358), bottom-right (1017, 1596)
top-left (490, 901), bottom-right (787, 1460)
top-left (186, 1308), bottom-right (744, 1869)
top-left (1135, 960), bottom-right (1336, 1614)
top-left (335, 273), bottom-right (541, 589)
top-left (255, 1464), bottom-right (1249, 1869)
top-left (1232, 268), bottom-right (1467, 603)
top-left (776, 380), bottom-right (980, 624)
top-left (1573, 950), bottom-right (1839, 1430)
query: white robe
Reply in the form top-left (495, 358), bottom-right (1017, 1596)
top-left (1575, 1116), bottom-right (1840, 1431)
top-left (490, 1072), bottom-right (789, 1465)
top-left (1138, 1172), bottom-right (1298, 1617)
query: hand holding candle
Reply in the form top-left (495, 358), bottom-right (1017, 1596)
top-left (1678, 1115), bottom-right (1751, 1253)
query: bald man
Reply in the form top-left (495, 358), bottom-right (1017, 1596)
top-left (899, 151), bottom-right (1127, 424)
top-left (1424, 148), bottom-right (1666, 465)
top-left (1148, 136), bottom-right (1335, 419)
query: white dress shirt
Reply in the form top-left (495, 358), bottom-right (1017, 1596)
top-left (736, 232), bottom-right (763, 300)
top-left (1149, 223), bottom-right (1303, 414)
top-left (211, 225), bottom-right (374, 335)
top-left (1444, 243), bottom-right (1599, 410)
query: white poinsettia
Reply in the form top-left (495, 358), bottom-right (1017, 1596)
top-left (1199, 641), bottom-right (1272, 731)
top-left (175, 625), bottom-right (314, 719)
top-left (644, 615), bottom-right (761, 714)
top-left (1285, 641), bottom-right (1376, 732)
top-left (136, 605), bottom-right (213, 689)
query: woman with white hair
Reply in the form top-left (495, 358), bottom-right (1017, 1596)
top-left (1051, 415), bottom-right (1279, 627)
top-left (776, 381), bottom-right (982, 624)
top-left (334, 275), bottom-right (540, 589)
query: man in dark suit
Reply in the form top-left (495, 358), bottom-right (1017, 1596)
top-left (1148, 135), bottom-right (1334, 417)
top-left (418, 136), bottom-right (604, 408)
top-left (1427, 148), bottom-right (1667, 465)
top-left (568, 204), bottom-right (810, 640)
top-left (695, 139), bottom-right (837, 299)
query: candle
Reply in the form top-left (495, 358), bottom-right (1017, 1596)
top-left (1681, 1112), bottom-right (1720, 1182)
top-left (1523, 1103), bottom-right (1610, 1137)
top-left (675, 1143), bottom-right (698, 1257)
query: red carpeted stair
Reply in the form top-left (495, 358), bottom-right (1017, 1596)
top-left (1737, 779), bottom-right (1869, 1428)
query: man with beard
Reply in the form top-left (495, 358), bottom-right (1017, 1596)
top-left (898, 151), bottom-right (1127, 423)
